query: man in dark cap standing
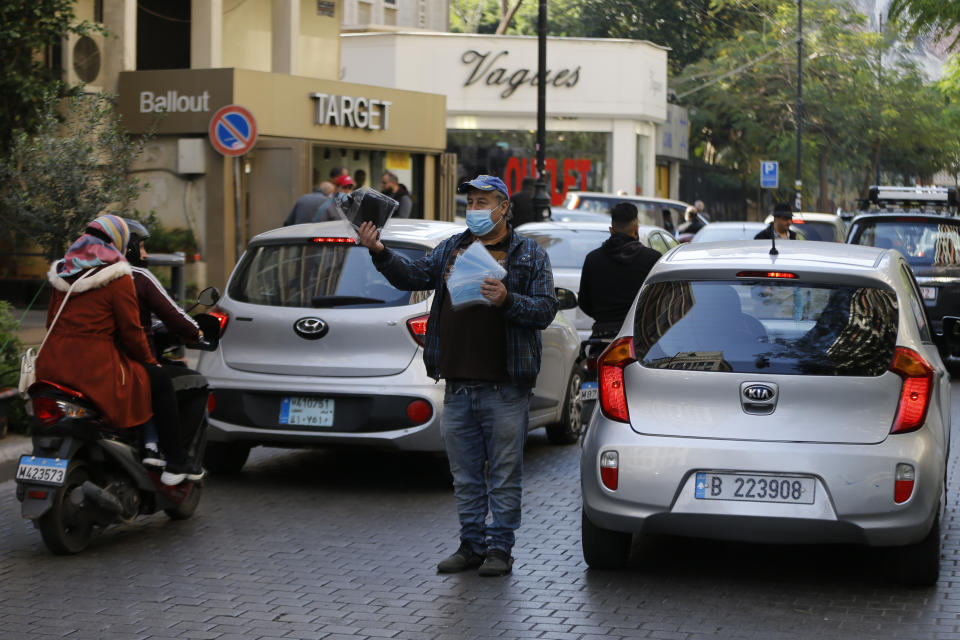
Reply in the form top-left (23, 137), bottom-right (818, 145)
top-left (755, 203), bottom-right (798, 240)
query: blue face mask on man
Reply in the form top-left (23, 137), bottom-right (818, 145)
top-left (466, 201), bottom-right (506, 236)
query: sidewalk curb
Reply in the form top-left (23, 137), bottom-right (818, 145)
top-left (0, 435), bottom-right (33, 484)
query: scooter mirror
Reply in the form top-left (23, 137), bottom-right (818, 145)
top-left (196, 287), bottom-right (221, 307)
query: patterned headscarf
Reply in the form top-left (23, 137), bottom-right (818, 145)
top-left (57, 215), bottom-right (130, 277)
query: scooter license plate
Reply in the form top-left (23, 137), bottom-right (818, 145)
top-left (16, 456), bottom-right (68, 486)
top-left (579, 382), bottom-right (598, 401)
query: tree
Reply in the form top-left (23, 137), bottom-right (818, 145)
top-left (0, 92), bottom-right (150, 261)
top-left (677, 0), bottom-right (953, 211)
top-left (888, 0), bottom-right (960, 50)
top-left (0, 1), bottom-right (100, 150)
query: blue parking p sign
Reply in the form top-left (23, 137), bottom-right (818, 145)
top-left (761, 161), bottom-right (778, 189)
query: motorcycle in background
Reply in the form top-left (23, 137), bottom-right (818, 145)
top-left (15, 287), bottom-right (222, 554)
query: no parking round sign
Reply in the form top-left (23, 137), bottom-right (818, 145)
top-left (208, 105), bottom-right (257, 157)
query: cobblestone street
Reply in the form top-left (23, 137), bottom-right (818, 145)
top-left (2, 384), bottom-right (960, 640)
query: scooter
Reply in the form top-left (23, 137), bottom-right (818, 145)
top-left (15, 288), bottom-right (222, 555)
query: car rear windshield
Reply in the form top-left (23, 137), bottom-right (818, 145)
top-left (522, 229), bottom-right (609, 268)
top-left (228, 242), bottom-right (427, 308)
top-left (633, 280), bottom-right (898, 376)
top-left (693, 225), bottom-right (763, 242)
top-left (849, 218), bottom-right (960, 266)
top-left (795, 221), bottom-right (837, 241)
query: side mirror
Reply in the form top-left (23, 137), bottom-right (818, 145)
top-left (556, 287), bottom-right (578, 311)
top-left (196, 287), bottom-right (221, 307)
top-left (938, 316), bottom-right (960, 358)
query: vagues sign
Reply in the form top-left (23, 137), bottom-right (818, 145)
top-left (461, 50), bottom-right (580, 99)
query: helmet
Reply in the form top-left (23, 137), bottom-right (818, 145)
top-left (124, 218), bottom-right (150, 266)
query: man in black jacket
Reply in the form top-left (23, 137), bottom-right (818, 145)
top-left (578, 202), bottom-right (662, 336)
top-left (754, 203), bottom-right (797, 240)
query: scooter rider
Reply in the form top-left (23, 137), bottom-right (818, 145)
top-left (123, 219), bottom-right (204, 481)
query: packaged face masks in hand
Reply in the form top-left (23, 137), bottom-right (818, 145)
top-left (334, 188), bottom-right (399, 236)
top-left (447, 241), bottom-right (508, 310)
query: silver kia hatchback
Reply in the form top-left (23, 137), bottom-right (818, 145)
top-left (196, 220), bottom-right (584, 473)
top-left (581, 240), bottom-right (952, 585)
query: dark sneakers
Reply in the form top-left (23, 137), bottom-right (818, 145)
top-left (478, 548), bottom-right (513, 577)
top-left (437, 543), bottom-right (485, 573)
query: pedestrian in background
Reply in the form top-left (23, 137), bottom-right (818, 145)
top-left (578, 202), bottom-right (661, 337)
top-left (754, 203), bottom-right (797, 240)
top-left (509, 177), bottom-right (538, 226)
top-left (354, 169), bottom-right (367, 189)
top-left (695, 199), bottom-right (710, 221)
top-left (356, 174), bottom-right (558, 577)
top-left (335, 175), bottom-right (356, 193)
top-left (677, 206), bottom-right (705, 237)
top-left (284, 180), bottom-right (337, 226)
top-left (381, 171), bottom-right (413, 218)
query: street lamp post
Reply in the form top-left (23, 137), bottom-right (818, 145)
top-left (794, 0), bottom-right (803, 212)
top-left (532, 0), bottom-right (551, 221)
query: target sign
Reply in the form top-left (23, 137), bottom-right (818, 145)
top-left (208, 105), bottom-right (257, 157)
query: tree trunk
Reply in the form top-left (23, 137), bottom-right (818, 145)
top-left (496, 0), bottom-right (524, 35)
top-left (817, 148), bottom-right (830, 213)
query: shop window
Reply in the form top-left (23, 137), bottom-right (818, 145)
top-left (447, 130), bottom-right (610, 206)
top-left (137, 0), bottom-right (190, 70)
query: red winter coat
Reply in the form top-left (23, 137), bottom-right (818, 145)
top-left (36, 262), bottom-right (156, 429)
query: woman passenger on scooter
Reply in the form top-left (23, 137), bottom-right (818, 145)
top-left (35, 215), bottom-right (196, 485)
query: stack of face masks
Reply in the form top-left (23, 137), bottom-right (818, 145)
top-left (335, 188), bottom-right (399, 235)
top-left (447, 241), bottom-right (507, 310)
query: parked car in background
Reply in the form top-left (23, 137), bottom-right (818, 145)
top-left (691, 221), bottom-right (807, 242)
top-left (581, 240), bottom-right (952, 585)
top-left (517, 221), bottom-right (677, 340)
top-left (196, 220), bottom-right (586, 472)
top-left (560, 192), bottom-right (692, 236)
top-left (549, 208), bottom-right (611, 223)
top-left (763, 211), bottom-right (846, 242)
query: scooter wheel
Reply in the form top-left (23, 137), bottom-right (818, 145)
top-left (165, 482), bottom-right (202, 520)
top-left (38, 463), bottom-right (95, 555)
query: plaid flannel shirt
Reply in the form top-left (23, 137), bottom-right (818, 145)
top-left (372, 228), bottom-right (558, 387)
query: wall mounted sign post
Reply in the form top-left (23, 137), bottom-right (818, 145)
top-left (209, 105), bottom-right (258, 263)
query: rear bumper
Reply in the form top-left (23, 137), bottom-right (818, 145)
top-left (581, 416), bottom-right (945, 547)
top-left (198, 350), bottom-right (446, 452)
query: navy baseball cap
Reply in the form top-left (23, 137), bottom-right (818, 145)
top-left (457, 175), bottom-right (510, 199)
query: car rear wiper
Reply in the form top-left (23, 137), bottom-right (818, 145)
top-left (311, 295), bottom-right (385, 307)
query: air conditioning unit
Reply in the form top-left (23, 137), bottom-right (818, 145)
top-left (63, 31), bottom-right (106, 91)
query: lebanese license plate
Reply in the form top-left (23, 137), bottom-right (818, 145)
top-left (920, 286), bottom-right (937, 301)
top-left (695, 472), bottom-right (815, 504)
top-left (16, 456), bottom-right (68, 486)
top-left (580, 382), bottom-right (598, 401)
top-left (279, 397), bottom-right (334, 427)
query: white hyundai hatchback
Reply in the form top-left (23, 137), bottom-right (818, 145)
top-left (197, 220), bottom-right (584, 473)
top-left (581, 240), bottom-right (953, 585)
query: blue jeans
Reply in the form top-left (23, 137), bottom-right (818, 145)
top-left (441, 381), bottom-right (530, 555)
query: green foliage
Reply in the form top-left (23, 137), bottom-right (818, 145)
top-left (0, 301), bottom-right (28, 434)
top-left (888, 0), bottom-right (960, 50)
top-left (677, 0), bottom-right (956, 210)
top-left (0, 0), bottom-right (103, 149)
top-left (144, 220), bottom-right (198, 258)
top-left (0, 92), bottom-right (151, 261)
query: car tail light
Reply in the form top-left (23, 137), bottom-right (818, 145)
top-left (598, 337), bottom-right (636, 423)
top-left (32, 397), bottom-right (91, 426)
top-left (311, 237), bottom-right (356, 244)
top-left (736, 271), bottom-right (799, 279)
top-left (208, 307), bottom-right (229, 336)
top-left (895, 463), bottom-right (915, 504)
top-left (406, 399), bottom-right (433, 425)
top-left (27, 490), bottom-right (48, 500)
top-left (207, 393), bottom-right (216, 415)
top-left (600, 451), bottom-right (619, 490)
top-left (407, 314), bottom-right (428, 347)
top-left (889, 347), bottom-right (933, 434)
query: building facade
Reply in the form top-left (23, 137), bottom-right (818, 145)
top-left (62, 0), bottom-right (448, 289)
top-left (340, 0), bottom-right (448, 31)
top-left (340, 32), bottom-right (669, 204)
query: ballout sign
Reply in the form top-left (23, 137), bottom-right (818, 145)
top-left (462, 50), bottom-right (581, 99)
top-left (505, 157), bottom-right (592, 206)
top-left (310, 93), bottom-right (392, 130)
